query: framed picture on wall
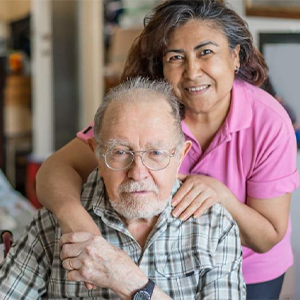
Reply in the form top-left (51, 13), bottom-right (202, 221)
top-left (246, 0), bottom-right (300, 19)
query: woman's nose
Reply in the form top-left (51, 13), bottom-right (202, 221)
top-left (184, 59), bottom-right (203, 80)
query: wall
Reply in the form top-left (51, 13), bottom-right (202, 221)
top-left (78, 0), bottom-right (104, 129)
top-left (227, 1), bottom-right (300, 299)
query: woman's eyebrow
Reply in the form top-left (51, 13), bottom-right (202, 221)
top-left (164, 49), bottom-right (184, 55)
top-left (194, 41), bottom-right (219, 51)
top-left (164, 41), bottom-right (219, 55)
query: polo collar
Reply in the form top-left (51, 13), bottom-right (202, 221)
top-left (224, 79), bottom-right (253, 134)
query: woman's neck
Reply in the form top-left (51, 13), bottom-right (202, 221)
top-left (184, 99), bottom-right (231, 152)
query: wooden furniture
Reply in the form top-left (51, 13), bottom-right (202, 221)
top-left (0, 57), bottom-right (6, 173)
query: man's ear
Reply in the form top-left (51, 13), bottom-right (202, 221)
top-left (176, 140), bottom-right (192, 172)
top-left (87, 138), bottom-right (103, 177)
top-left (87, 138), bottom-right (97, 153)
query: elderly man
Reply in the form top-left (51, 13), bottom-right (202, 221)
top-left (0, 78), bottom-right (245, 299)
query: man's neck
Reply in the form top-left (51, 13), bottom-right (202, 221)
top-left (122, 216), bottom-right (159, 249)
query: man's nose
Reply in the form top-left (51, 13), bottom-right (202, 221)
top-left (127, 155), bottom-right (149, 181)
top-left (184, 58), bottom-right (203, 80)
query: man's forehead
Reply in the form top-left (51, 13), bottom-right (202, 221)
top-left (103, 138), bottom-right (173, 149)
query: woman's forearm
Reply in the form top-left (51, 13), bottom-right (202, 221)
top-left (36, 138), bottom-right (99, 234)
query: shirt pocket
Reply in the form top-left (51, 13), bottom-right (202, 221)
top-left (155, 248), bottom-right (213, 279)
top-left (154, 249), bottom-right (213, 299)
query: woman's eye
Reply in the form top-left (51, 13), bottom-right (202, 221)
top-left (169, 55), bottom-right (184, 62)
top-left (200, 49), bottom-right (212, 56)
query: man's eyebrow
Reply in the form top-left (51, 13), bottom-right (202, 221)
top-left (105, 139), bottom-right (130, 149)
top-left (164, 41), bottom-right (219, 55)
top-left (145, 141), bottom-right (171, 149)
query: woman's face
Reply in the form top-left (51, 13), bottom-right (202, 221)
top-left (163, 19), bottom-right (240, 116)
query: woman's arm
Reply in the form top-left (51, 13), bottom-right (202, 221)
top-left (172, 174), bottom-right (290, 253)
top-left (227, 193), bottom-right (290, 253)
top-left (36, 138), bottom-right (100, 235)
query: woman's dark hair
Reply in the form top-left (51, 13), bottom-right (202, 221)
top-left (121, 0), bottom-right (268, 86)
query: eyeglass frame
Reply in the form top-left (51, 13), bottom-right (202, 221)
top-left (100, 147), bottom-right (177, 171)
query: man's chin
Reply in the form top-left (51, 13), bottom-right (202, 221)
top-left (110, 198), bottom-right (167, 220)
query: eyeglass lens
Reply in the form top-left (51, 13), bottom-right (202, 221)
top-left (105, 149), bottom-right (171, 170)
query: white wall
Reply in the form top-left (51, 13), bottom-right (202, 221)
top-left (31, 0), bottom-right (54, 160)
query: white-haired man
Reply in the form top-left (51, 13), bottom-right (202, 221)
top-left (0, 78), bottom-right (245, 299)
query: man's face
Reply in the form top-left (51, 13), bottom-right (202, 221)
top-left (93, 92), bottom-right (189, 220)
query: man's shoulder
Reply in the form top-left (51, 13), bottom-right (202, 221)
top-left (182, 203), bottom-right (238, 246)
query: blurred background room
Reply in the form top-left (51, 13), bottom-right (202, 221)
top-left (1, 1), bottom-right (300, 298)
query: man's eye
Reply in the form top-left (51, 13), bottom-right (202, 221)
top-left (112, 149), bottom-right (127, 156)
top-left (150, 150), bottom-right (165, 156)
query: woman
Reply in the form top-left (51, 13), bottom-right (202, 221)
top-left (36, 0), bottom-right (299, 299)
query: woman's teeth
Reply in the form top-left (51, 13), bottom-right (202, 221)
top-left (187, 85), bottom-right (209, 92)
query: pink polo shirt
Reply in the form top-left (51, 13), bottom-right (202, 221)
top-left (77, 80), bottom-right (299, 284)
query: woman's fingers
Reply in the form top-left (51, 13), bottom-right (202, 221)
top-left (177, 173), bottom-right (187, 181)
top-left (193, 197), bottom-right (215, 219)
top-left (172, 186), bottom-right (204, 218)
top-left (178, 195), bottom-right (212, 221)
top-left (172, 180), bottom-right (193, 206)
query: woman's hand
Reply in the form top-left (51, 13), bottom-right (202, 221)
top-left (172, 174), bottom-right (232, 220)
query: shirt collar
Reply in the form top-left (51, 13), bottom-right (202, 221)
top-left (225, 79), bottom-right (253, 134)
top-left (181, 80), bottom-right (253, 139)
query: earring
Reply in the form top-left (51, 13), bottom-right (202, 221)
top-left (235, 66), bottom-right (240, 74)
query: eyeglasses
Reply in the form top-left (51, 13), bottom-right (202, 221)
top-left (101, 147), bottom-right (176, 171)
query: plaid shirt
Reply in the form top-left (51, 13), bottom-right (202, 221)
top-left (0, 169), bottom-right (245, 299)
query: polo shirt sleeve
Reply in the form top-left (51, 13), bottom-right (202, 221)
top-left (77, 122), bottom-right (95, 143)
top-left (247, 127), bottom-right (299, 199)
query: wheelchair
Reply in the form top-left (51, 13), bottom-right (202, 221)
top-left (0, 230), bottom-right (13, 259)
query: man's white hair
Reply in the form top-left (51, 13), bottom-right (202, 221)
top-left (93, 77), bottom-right (185, 157)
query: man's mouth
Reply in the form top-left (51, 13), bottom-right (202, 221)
top-left (129, 190), bottom-right (152, 195)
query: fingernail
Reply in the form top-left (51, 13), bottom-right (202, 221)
top-left (171, 200), bottom-right (178, 207)
top-left (172, 210), bottom-right (179, 218)
top-left (180, 215), bottom-right (187, 221)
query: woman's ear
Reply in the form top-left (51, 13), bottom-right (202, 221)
top-left (232, 44), bottom-right (241, 67)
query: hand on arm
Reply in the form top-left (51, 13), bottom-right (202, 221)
top-left (60, 232), bottom-right (172, 300)
top-left (36, 138), bottom-right (100, 235)
top-left (172, 174), bottom-right (290, 253)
